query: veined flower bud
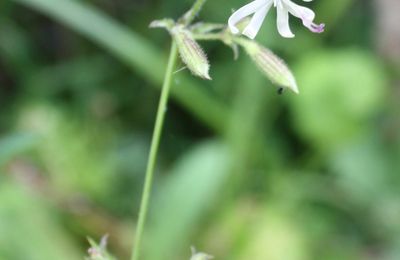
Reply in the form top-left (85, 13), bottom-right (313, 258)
top-left (238, 39), bottom-right (299, 94)
top-left (171, 25), bottom-right (211, 80)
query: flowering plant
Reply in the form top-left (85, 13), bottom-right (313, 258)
top-left (133, 0), bottom-right (324, 259)
top-left (229, 0), bottom-right (325, 39)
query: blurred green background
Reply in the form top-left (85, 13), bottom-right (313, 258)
top-left (1, 0), bottom-right (400, 259)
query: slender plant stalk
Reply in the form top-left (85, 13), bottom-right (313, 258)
top-left (132, 1), bottom-right (208, 259)
top-left (184, 0), bottom-right (208, 25)
top-left (193, 33), bottom-right (224, 41)
top-left (131, 41), bottom-right (178, 260)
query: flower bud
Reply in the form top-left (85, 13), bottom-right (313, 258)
top-left (190, 247), bottom-right (213, 260)
top-left (238, 39), bottom-right (299, 94)
top-left (171, 25), bottom-right (211, 80)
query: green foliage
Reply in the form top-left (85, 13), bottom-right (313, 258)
top-left (290, 49), bottom-right (387, 151)
top-left (1, 0), bottom-right (399, 259)
top-left (145, 141), bottom-right (230, 260)
top-left (86, 235), bottom-right (116, 260)
top-left (0, 183), bottom-right (81, 260)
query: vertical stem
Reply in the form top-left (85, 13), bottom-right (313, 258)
top-left (131, 41), bottom-right (178, 260)
top-left (184, 0), bottom-right (208, 25)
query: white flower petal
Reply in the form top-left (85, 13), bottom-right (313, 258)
top-left (276, 4), bottom-right (294, 38)
top-left (228, 0), bottom-right (323, 38)
top-left (228, 0), bottom-right (268, 35)
top-left (243, 2), bottom-right (273, 39)
top-left (283, 0), bottom-right (324, 33)
top-left (283, 0), bottom-right (315, 25)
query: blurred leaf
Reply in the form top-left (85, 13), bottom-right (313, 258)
top-left (201, 200), bottom-right (259, 259)
top-left (0, 20), bottom-right (35, 74)
top-left (289, 49), bottom-right (388, 151)
top-left (0, 132), bottom-right (39, 167)
top-left (13, 0), bottom-right (228, 133)
top-left (330, 137), bottom-right (391, 204)
top-left (0, 181), bottom-right (82, 259)
top-left (237, 205), bottom-right (307, 260)
top-left (316, 0), bottom-right (355, 29)
top-left (17, 104), bottom-right (115, 199)
top-left (144, 140), bottom-right (231, 260)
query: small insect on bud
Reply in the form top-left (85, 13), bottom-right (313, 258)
top-left (171, 25), bottom-right (211, 80)
top-left (238, 39), bottom-right (299, 94)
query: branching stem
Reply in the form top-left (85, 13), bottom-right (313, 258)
top-left (131, 1), bottom-right (210, 259)
top-left (184, 0), bottom-right (208, 26)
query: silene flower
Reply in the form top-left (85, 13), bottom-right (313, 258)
top-left (228, 0), bottom-right (325, 39)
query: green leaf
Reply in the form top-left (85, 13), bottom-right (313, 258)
top-left (13, 0), bottom-right (228, 133)
top-left (144, 141), bottom-right (231, 260)
top-left (289, 49), bottom-right (388, 151)
top-left (0, 183), bottom-right (82, 259)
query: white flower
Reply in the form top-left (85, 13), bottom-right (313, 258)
top-left (228, 0), bottom-right (325, 39)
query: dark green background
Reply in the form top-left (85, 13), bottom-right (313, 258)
top-left (1, 0), bottom-right (399, 259)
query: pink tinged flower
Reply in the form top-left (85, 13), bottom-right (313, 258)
top-left (228, 0), bottom-right (325, 39)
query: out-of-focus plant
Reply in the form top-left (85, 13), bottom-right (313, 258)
top-left (2, 0), bottom-right (398, 259)
top-left (133, 0), bottom-right (324, 259)
top-left (190, 247), bottom-right (214, 260)
top-left (86, 235), bottom-right (116, 260)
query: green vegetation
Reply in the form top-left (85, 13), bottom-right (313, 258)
top-left (1, 0), bottom-right (399, 259)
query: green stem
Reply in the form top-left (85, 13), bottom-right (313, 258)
top-left (131, 41), bottom-right (178, 260)
top-left (192, 33), bottom-right (223, 41)
top-left (184, 0), bottom-right (208, 25)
